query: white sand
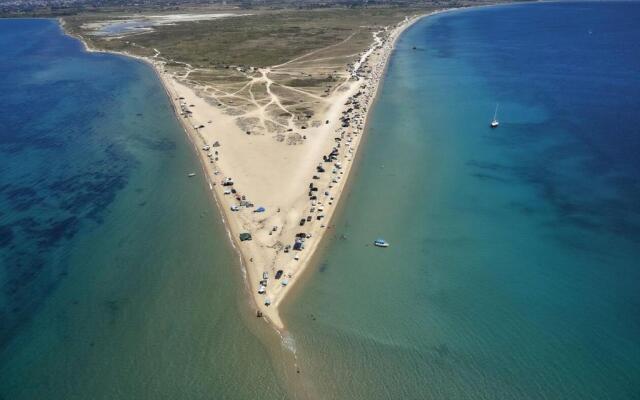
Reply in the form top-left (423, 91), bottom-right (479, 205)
top-left (158, 15), bottom-right (431, 329)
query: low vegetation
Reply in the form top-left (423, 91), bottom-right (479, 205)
top-left (60, 1), bottom-right (501, 138)
top-left (64, 8), bottom-right (426, 67)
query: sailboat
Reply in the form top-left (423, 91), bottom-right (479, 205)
top-left (490, 104), bottom-right (499, 128)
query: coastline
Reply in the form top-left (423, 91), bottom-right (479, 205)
top-left (59, 10), bottom-right (442, 332)
top-left (276, 13), bottom-right (431, 315)
top-left (6, 2), bottom-right (639, 398)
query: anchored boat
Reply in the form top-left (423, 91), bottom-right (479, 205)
top-left (374, 238), bottom-right (389, 248)
top-left (490, 103), bottom-right (500, 128)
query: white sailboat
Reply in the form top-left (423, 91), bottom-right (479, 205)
top-left (490, 104), bottom-right (499, 128)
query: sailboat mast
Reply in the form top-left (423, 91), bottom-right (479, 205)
top-left (490, 103), bottom-right (500, 128)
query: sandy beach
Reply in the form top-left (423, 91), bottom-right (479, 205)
top-left (64, 12), bottom-right (434, 330)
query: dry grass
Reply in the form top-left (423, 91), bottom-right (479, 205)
top-left (63, 6), bottom-right (439, 138)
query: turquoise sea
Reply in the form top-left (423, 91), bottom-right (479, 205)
top-left (283, 2), bottom-right (640, 399)
top-left (0, 19), bottom-right (286, 399)
top-left (1, 2), bottom-right (639, 399)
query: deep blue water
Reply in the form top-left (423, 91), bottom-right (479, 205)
top-left (284, 2), bottom-right (640, 399)
top-left (0, 19), bottom-right (142, 345)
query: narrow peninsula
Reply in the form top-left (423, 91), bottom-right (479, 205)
top-left (62, 7), bottom-right (442, 329)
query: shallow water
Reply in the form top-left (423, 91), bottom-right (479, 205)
top-left (0, 19), bottom-right (286, 399)
top-left (283, 3), bottom-right (640, 399)
top-left (2, 4), bottom-right (639, 398)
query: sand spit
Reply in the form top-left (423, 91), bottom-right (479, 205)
top-left (62, 11), bottom-right (437, 331)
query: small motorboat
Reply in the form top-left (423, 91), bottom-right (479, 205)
top-left (188, 173), bottom-right (196, 177)
top-left (374, 238), bottom-right (389, 248)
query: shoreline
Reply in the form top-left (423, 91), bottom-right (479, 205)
top-left (59, 9), bottom-right (443, 333)
top-left (276, 13), bottom-right (431, 314)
